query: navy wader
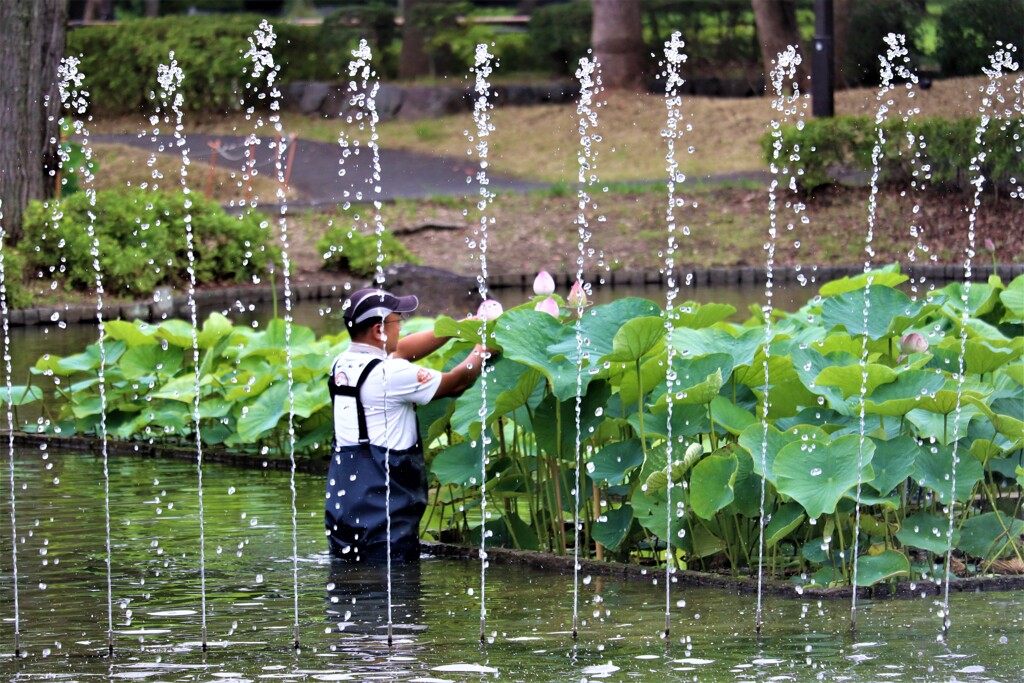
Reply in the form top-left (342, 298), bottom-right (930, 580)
top-left (325, 358), bottom-right (428, 562)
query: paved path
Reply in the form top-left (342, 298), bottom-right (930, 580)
top-left (96, 133), bottom-right (547, 206)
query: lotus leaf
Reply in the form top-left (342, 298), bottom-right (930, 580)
top-left (288, 381), bottom-right (328, 419)
top-left (764, 501), bottom-right (805, 548)
top-left (896, 512), bottom-right (959, 554)
top-left (957, 511), bottom-right (1024, 560)
top-left (532, 380), bottom-right (610, 459)
top-left (196, 313), bottom-right (234, 349)
top-left (671, 355), bottom-right (729, 405)
top-left (934, 338), bottom-right (1019, 376)
top-left (235, 381), bottom-right (290, 442)
top-left (495, 308), bottom-right (581, 401)
top-left (119, 344), bottom-right (184, 380)
top-left (587, 439), bottom-right (645, 486)
top-left (821, 285), bottom-right (927, 340)
top-left (969, 438), bottom-right (1007, 466)
top-left (601, 316), bottom-right (666, 364)
top-left (548, 297), bottom-right (661, 363)
top-left (942, 281), bottom-right (1000, 318)
top-left (818, 266), bottom-right (907, 296)
top-left (672, 302), bottom-right (735, 329)
top-left (450, 356), bottom-right (531, 434)
top-left (155, 319), bottom-right (200, 348)
top-left (689, 451), bottom-right (738, 520)
top-left (854, 550), bottom-right (910, 586)
top-left (619, 353), bottom-right (669, 406)
top-left (0, 385), bottom-right (42, 406)
top-left (773, 434), bottom-right (875, 518)
top-left (672, 326), bottom-right (764, 369)
top-left (434, 315), bottom-right (488, 346)
top-left (863, 370), bottom-right (946, 417)
top-left (905, 405), bottom-right (981, 445)
top-left (790, 346), bottom-right (854, 411)
top-left (965, 396), bottom-right (1024, 443)
top-left (867, 435), bottom-right (919, 496)
top-left (999, 274), bottom-right (1024, 323)
top-left (150, 374), bottom-right (213, 403)
top-left (998, 361), bottom-right (1023, 387)
top-left (729, 446), bottom-right (763, 517)
top-left (592, 504), bottom-right (634, 550)
top-left (631, 488), bottom-right (687, 550)
top-left (431, 440), bottom-right (482, 487)
top-left (104, 319), bottom-right (159, 347)
top-left (709, 395), bottom-right (756, 435)
top-left (816, 363), bottom-right (898, 399)
top-left (912, 442), bottom-right (984, 504)
top-left (739, 423), bottom-right (791, 480)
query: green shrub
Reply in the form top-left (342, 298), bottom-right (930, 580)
top-left (321, 3), bottom-right (399, 78)
top-left (21, 189), bottom-right (279, 298)
top-left (0, 247), bottom-right (31, 311)
top-left (842, 0), bottom-right (925, 86)
top-left (318, 223), bottom-right (419, 277)
top-left (936, 0), bottom-right (1024, 76)
top-left (66, 15), bottom-right (346, 115)
top-left (763, 115), bottom-right (1024, 193)
top-left (528, 1), bottom-right (592, 77)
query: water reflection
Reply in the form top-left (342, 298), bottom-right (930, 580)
top-left (0, 448), bottom-right (1020, 681)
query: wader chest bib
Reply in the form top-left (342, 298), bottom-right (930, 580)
top-left (325, 357), bottom-right (427, 561)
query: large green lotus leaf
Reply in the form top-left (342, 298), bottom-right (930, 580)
top-left (450, 356), bottom-right (530, 434)
top-left (1002, 362), bottom-right (1024, 387)
top-left (689, 451), bottom-right (738, 520)
top-left (867, 435), bottom-right (920, 496)
top-left (601, 316), bottom-right (666, 363)
top-left (290, 353), bottom-right (337, 384)
top-left (964, 396), bottom-right (1024, 444)
top-left (970, 438), bottom-right (1008, 466)
top-left (431, 440), bottom-right (481, 487)
top-left (197, 397), bottom-right (232, 420)
top-left (957, 511), bottom-right (1024, 560)
top-left (942, 281), bottom-right (1000, 318)
top-left (918, 387), bottom-right (985, 416)
top-left (549, 297), bottom-right (662, 363)
top-left (750, 376), bottom-right (819, 421)
top-left (71, 395), bottom-right (104, 419)
top-left (864, 370), bottom-right (946, 417)
top-left (773, 434), bottom-right (875, 518)
top-left (672, 302), bottom-right (736, 329)
top-left (790, 346), bottom-right (855, 411)
top-left (491, 367), bottom-right (544, 418)
top-left (495, 308), bottom-right (581, 401)
top-left (709, 395), bottom-right (756, 436)
top-left (619, 353), bottom-right (669, 406)
top-left (587, 439), bottom-right (645, 486)
top-left (672, 326), bottom-right (764, 368)
top-left (289, 381), bottom-right (328, 419)
top-left (155, 319), bottom-right (199, 349)
top-left (905, 405), bottom-right (981, 445)
top-left (765, 501), bottom-right (805, 548)
top-left (934, 338), bottom-right (1019, 376)
top-left (816, 363), bottom-right (898, 399)
top-left (821, 285), bottom-right (927, 340)
top-left (104, 319), bottom-right (158, 347)
top-left (630, 488), bottom-right (688, 550)
top-left (149, 374), bottom-right (213, 403)
top-left (55, 344), bottom-right (104, 374)
top-left (819, 267), bottom-right (908, 296)
top-left (673, 353), bottom-right (733, 396)
top-left (854, 550), bottom-right (910, 586)
top-left (434, 316), bottom-right (487, 346)
top-left (235, 381), bottom-right (289, 442)
top-left (729, 445), bottom-right (762, 517)
top-left (533, 380), bottom-right (610, 459)
top-left (197, 313), bottom-right (234, 349)
top-left (739, 423), bottom-right (792, 481)
top-left (999, 274), bottom-right (1024, 323)
top-left (913, 442), bottom-right (984, 504)
top-left (119, 345), bottom-right (184, 380)
top-left (732, 351), bottom-right (796, 389)
top-left (592, 504), bottom-right (634, 551)
top-left (643, 401), bottom-right (710, 439)
top-left (0, 385), bottom-right (42, 406)
top-left (897, 512), bottom-right (959, 554)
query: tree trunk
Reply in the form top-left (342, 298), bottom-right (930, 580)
top-left (752, 0), bottom-right (810, 90)
top-left (398, 0), bottom-right (430, 79)
top-left (0, 0), bottom-right (67, 244)
top-left (592, 0), bottom-right (645, 91)
top-left (832, 0), bottom-right (853, 89)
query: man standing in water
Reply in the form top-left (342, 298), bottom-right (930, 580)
top-left (326, 288), bottom-right (491, 561)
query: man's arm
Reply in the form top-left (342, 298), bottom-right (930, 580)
top-left (433, 345), bottom-right (491, 399)
top-left (393, 329), bottom-right (450, 362)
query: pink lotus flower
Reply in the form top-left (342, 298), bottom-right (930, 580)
top-left (567, 280), bottom-right (587, 309)
top-left (476, 299), bottom-right (504, 321)
top-left (535, 297), bottom-right (559, 318)
top-left (900, 332), bottom-right (929, 355)
top-left (984, 239), bottom-right (996, 252)
top-left (533, 270), bottom-right (555, 296)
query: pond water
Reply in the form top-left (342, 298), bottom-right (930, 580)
top-left (0, 448), bottom-right (1020, 681)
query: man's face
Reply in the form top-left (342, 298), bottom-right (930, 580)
top-left (380, 314), bottom-right (403, 354)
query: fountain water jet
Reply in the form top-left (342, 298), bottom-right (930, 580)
top-left (0, 206), bottom-right (21, 656)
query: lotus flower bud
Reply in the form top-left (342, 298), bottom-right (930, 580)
top-left (535, 297), bottom-right (559, 318)
top-left (900, 332), bottom-right (929, 355)
top-left (984, 238), bottom-right (996, 252)
top-left (567, 280), bottom-right (587, 309)
top-left (476, 299), bottom-right (504, 321)
top-left (533, 270), bottom-right (555, 296)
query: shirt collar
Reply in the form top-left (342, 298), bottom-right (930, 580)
top-left (348, 342), bottom-right (388, 358)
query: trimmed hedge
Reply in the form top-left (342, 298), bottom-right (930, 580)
top-left (66, 15), bottom-right (352, 115)
top-left (762, 115), bottom-right (1024, 193)
top-left (20, 189), bottom-right (279, 299)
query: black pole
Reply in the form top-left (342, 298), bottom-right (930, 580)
top-left (812, 0), bottom-right (834, 117)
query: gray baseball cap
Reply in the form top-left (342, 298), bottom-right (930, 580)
top-left (342, 288), bottom-right (419, 326)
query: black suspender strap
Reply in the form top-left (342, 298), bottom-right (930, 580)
top-left (329, 357), bottom-right (383, 444)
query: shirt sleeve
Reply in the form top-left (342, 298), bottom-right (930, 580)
top-left (380, 358), bottom-right (442, 406)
